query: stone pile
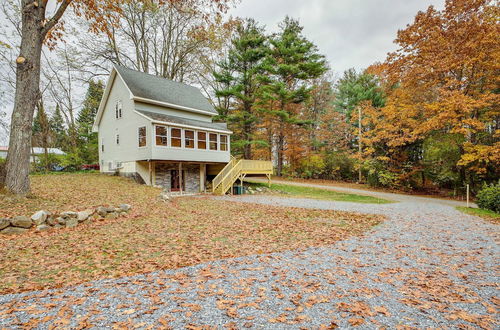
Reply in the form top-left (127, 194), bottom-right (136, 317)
top-left (245, 185), bottom-right (272, 195)
top-left (0, 204), bottom-right (132, 235)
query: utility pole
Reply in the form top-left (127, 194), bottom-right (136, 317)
top-left (358, 106), bottom-right (362, 183)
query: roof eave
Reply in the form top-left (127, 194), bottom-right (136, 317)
top-left (133, 96), bottom-right (217, 117)
top-left (133, 110), bottom-right (232, 134)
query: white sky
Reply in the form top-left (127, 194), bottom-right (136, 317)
top-left (229, 0), bottom-right (445, 74)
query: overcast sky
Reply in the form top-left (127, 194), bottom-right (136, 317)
top-left (229, 0), bottom-right (445, 75)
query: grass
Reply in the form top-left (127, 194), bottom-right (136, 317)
top-left (0, 173), bottom-right (383, 294)
top-left (456, 206), bottom-right (500, 224)
top-left (248, 181), bottom-right (392, 204)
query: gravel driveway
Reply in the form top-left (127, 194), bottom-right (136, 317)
top-left (1, 186), bottom-right (498, 328)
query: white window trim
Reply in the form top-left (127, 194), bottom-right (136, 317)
top-left (115, 100), bottom-right (123, 119)
top-left (209, 132), bottom-right (218, 151)
top-left (155, 124), bottom-right (169, 147)
top-left (138, 126), bottom-right (147, 148)
top-left (170, 127), bottom-right (182, 148)
top-left (184, 129), bottom-right (195, 149)
top-left (197, 131), bottom-right (208, 150)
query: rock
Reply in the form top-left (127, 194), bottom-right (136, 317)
top-left (159, 192), bottom-right (171, 202)
top-left (54, 224), bottom-right (63, 229)
top-left (96, 206), bottom-right (109, 217)
top-left (31, 210), bottom-right (49, 225)
top-left (36, 224), bottom-right (50, 232)
top-left (1, 227), bottom-right (28, 235)
top-left (61, 211), bottom-right (77, 219)
top-left (46, 216), bottom-right (57, 226)
top-left (77, 210), bottom-right (93, 222)
top-left (11, 216), bottom-right (33, 228)
top-left (65, 218), bottom-right (78, 228)
top-left (105, 212), bottom-right (118, 219)
top-left (56, 217), bottom-right (67, 225)
top-left (81, 218), bottom-right (93, 225)
top-left (0, 219), bottom-right (10, 230)
top-left (119, 204), bottom-right (131, 212)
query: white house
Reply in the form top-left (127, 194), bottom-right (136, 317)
top-left (0, 146), bottom-right (65, 163)
top-left (93, 65), bottom-right (233, 193)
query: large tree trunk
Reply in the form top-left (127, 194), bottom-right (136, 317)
top-left (4, 2), bottom-right (45, 194)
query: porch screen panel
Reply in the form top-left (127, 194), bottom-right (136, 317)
top-left (209, 133), bottom-right (218, 150)
top-left (156, 125), bottom-right (168, 146)
top-left (171, 128), bottom-right (182, 147)
top-left (220, 135), bottom-right (228, 151)
top-left (185, 130), bottom-right (194, 148)
top-left (197, 132), bottom-right (207, 149)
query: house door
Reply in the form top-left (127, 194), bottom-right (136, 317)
top-left (171, 170), bottom-right (184, 191)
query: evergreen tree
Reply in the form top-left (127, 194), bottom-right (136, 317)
top-left (333, 68), bottom-right (385, 119)
top-left (50, 104), bottom-right (66, 150)
top-left (259, 17), bottom-right (328, 175)
top-left (214, 19), bottom-right (268, 159)
top-left (77, 80), bottom-right (104, 164)
top-left (32, 100), bottom-right (53, 172)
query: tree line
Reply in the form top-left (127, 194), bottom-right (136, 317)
top-left (0, 0), bottom-right (498, 196)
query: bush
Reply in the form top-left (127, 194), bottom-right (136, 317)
top-left (476, 182), bottom-right (500, 213)
top-left (296, 154), bottom-right (325, 179)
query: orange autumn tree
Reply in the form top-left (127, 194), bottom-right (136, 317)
top-left (363, 0), bottom-right (499, 189)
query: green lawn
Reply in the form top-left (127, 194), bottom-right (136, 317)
top-left (248, 181), bottom-right (392, 204)
top-left (456, 206), bottom-right (500, 223)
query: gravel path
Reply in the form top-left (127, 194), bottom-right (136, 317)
top-left (1, 189), bottom-right (498, 328)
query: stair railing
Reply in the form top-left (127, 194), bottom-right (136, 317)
top-left (212, 155), bottom-right (237, 193)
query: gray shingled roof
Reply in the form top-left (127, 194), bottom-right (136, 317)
top-left (136, 110), bottom-right (231, 133)
top-left (115, 65), bottom-right (217, 115)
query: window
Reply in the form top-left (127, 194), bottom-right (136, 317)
top-left (108, 161), bottom-right (113, 171)
top-left (197, 132), bottom-right (207, 149)
top-left (116, 134), bottom-right (120, 146)
top-left (101, 139), bottom-right (104, 152)
top-left (171, 128), bottom-right (182, 147)
top-left (116, 161), bottom-right (123, 168)
top-left (184, 130), bottom-right (194, 149)
top-left (220, 135), bottom-right (228, 151)
top-left (155, 125), bottom-right (168, 146)
top-left (138, 126), bottom-right (146, 147)
top-left (209, 133), bottom-right (218, 150)
top-left (115, 101), bottom-right (122, 119)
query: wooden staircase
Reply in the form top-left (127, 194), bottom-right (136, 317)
top-left (212, 156), bottom-right (273, 195)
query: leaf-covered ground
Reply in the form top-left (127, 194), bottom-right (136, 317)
top-left (0, 173), bottom-right (382, 294)
top-left (1, 189), bottom-right (497, 329)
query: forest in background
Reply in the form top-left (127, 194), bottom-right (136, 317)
top-left (0, 0), bottom-right (498, 196)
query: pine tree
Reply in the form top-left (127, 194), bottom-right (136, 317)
top-left (214, 19), bottom-right (269, 159)
top-left (32, 100), bottom-right (53, 172)
top-left (333, 68), bottom-right (385, 120)
top-left (259, 17), bottom-right (328, 175)
top-left (77, 80), bottom-right (104, 164)
top-left (50, 104), bottom-right (66, 150)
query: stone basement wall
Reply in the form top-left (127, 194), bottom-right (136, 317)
top-left (155, 163), bottom-right (200, 193)
top-left (0, 204), bottom-right (131, 236)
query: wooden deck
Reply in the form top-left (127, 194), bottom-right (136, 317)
top-left (212, 156), bottom-right (273, 195)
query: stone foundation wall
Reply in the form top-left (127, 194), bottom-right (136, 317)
top-left (154, 163), bottom-right (200, 193)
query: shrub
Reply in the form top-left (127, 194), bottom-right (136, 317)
top-left (476, 182), bottom-right (500, 213)
top-left (297, 154), bottom-right (325, 179)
